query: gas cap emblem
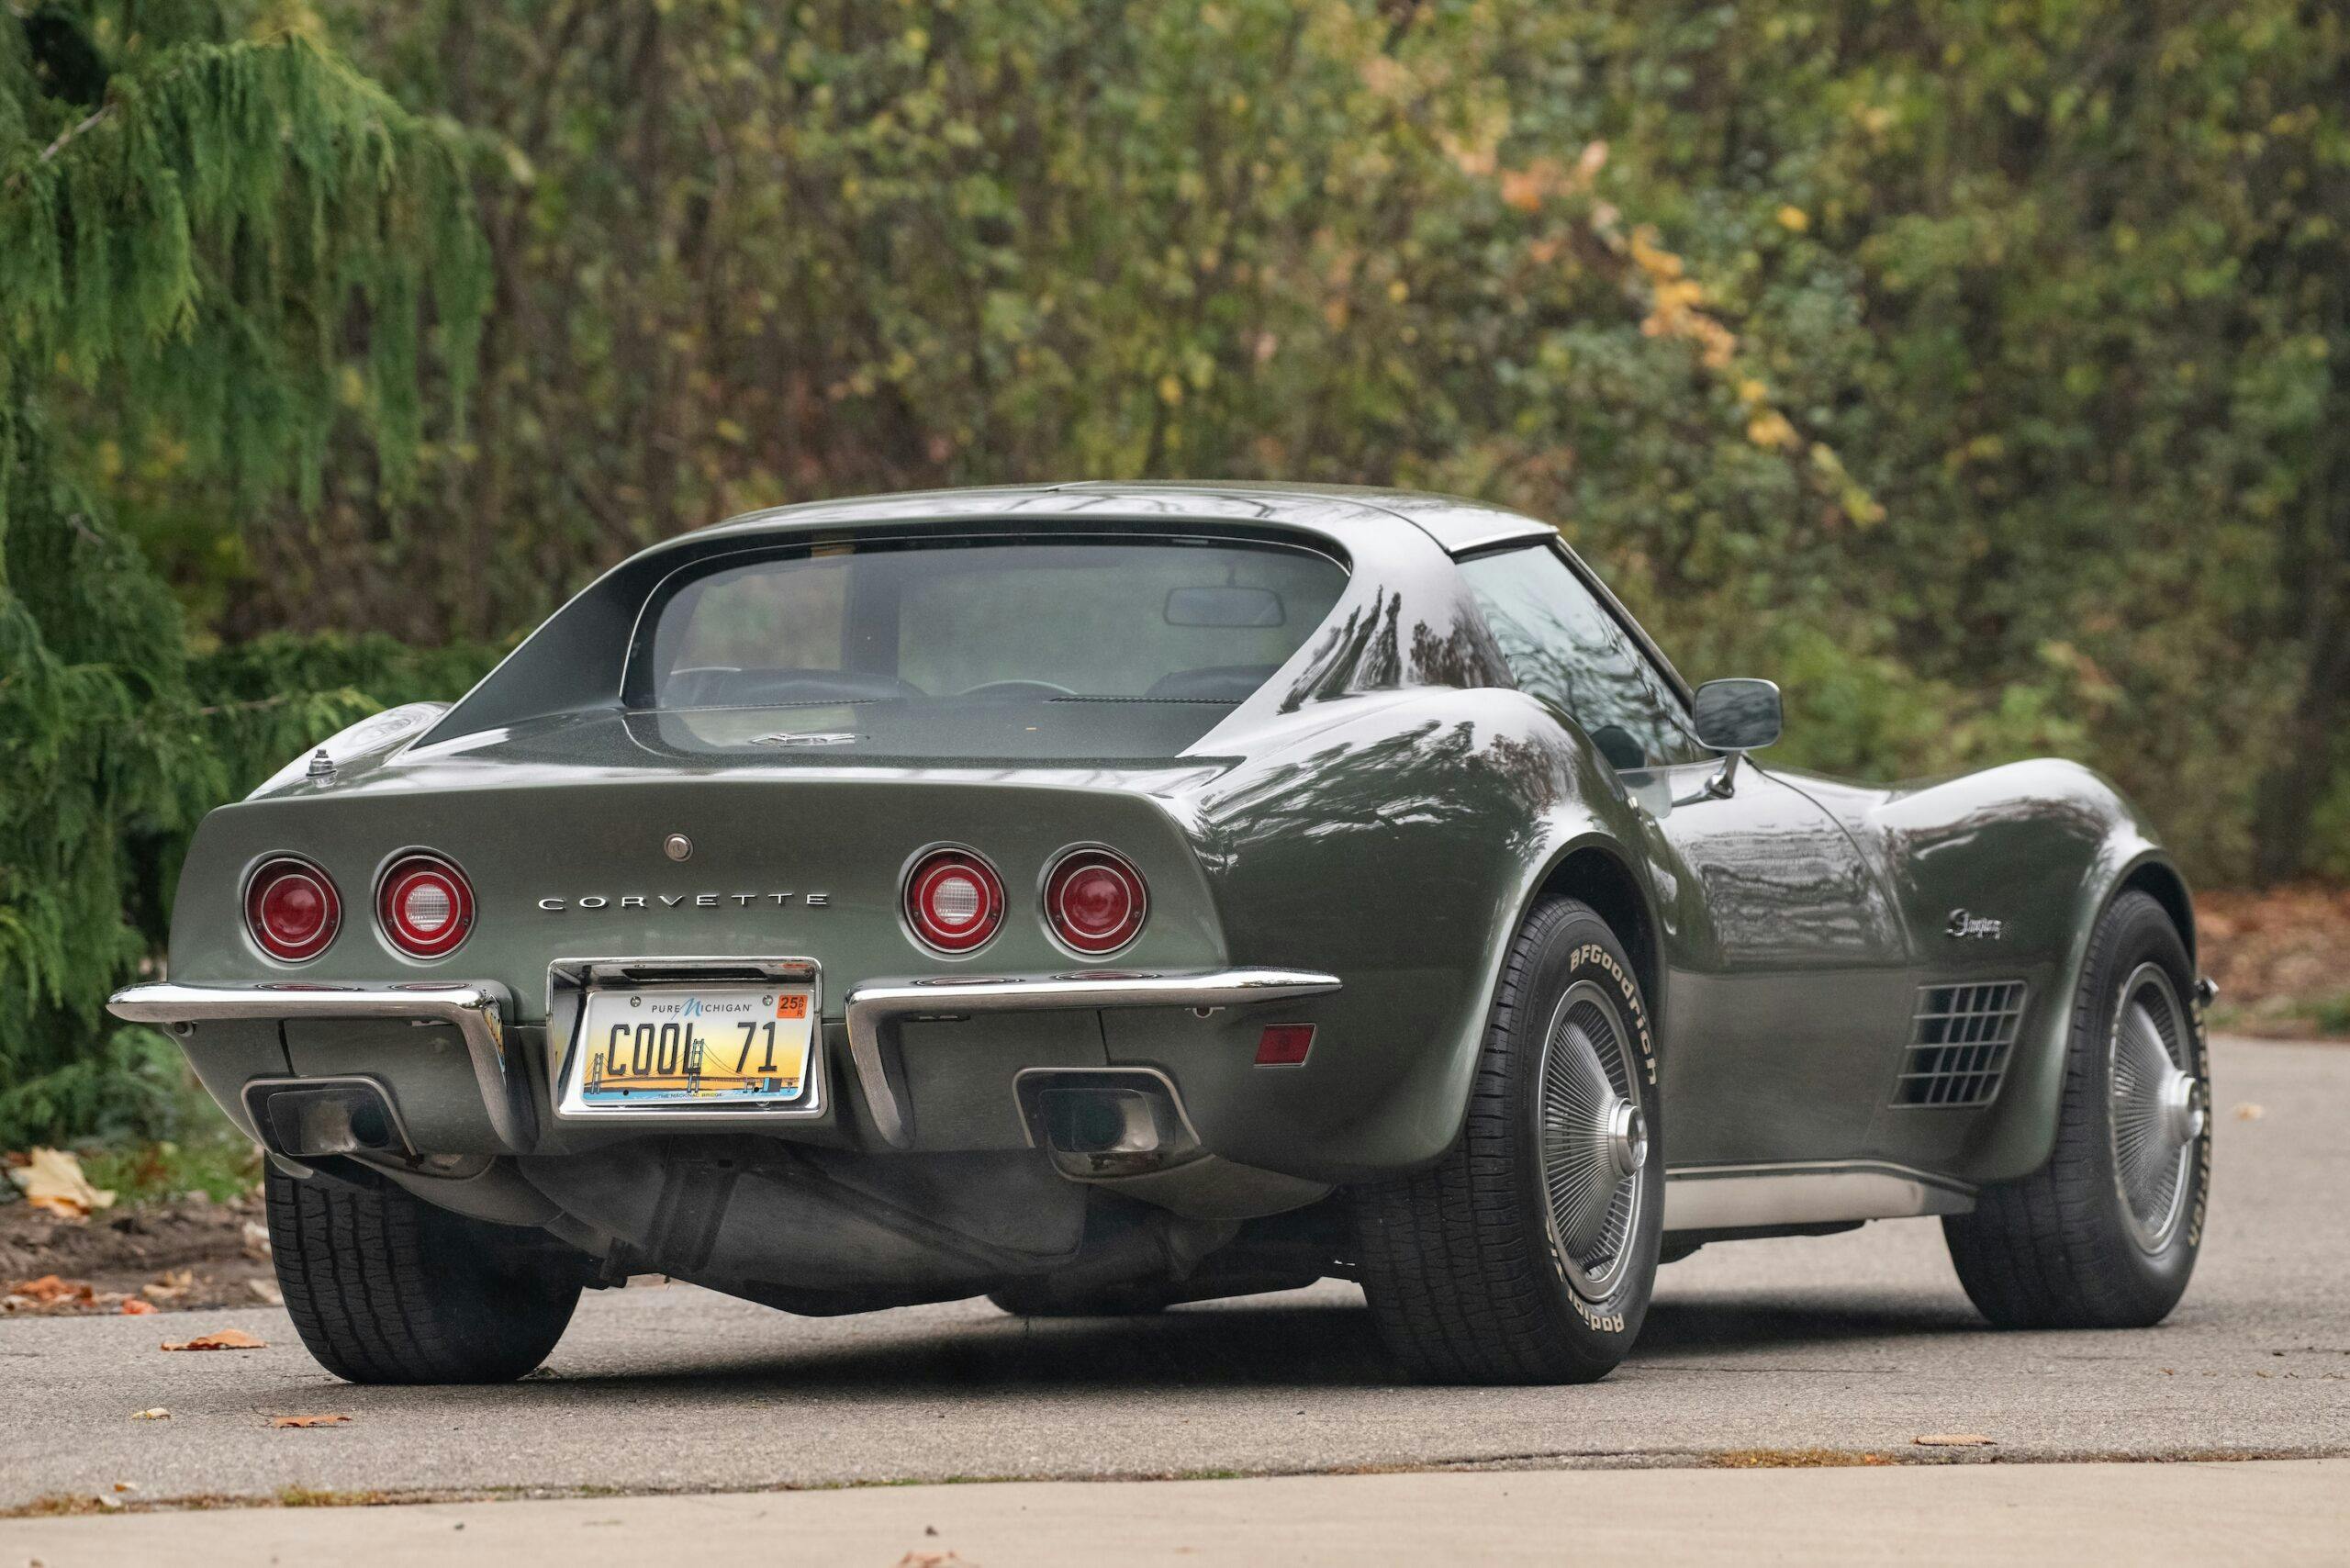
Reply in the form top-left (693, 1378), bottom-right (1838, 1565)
top-left (664, 834), bottom-right (693, 863)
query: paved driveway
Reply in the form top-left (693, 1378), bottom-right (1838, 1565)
top-left (3, 1038), bottom-right (2344, 1513)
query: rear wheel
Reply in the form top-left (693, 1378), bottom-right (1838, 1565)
top-left (1351, 898), bottom-right (1662, 1383)
top-left (1943, 890), bottom-right (2210, 1327)
top-left (267, 1162), bottom-right (583, 1383)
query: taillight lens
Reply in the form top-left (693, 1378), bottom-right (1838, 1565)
top-left (245, 857), bottom-right (340, 963)
top-left (377, 852), bottom-right (476, 958)
top-left (1044, 848), bottom-right (1147, 956)
top-left (904, 847), bottom-right (1005, 955)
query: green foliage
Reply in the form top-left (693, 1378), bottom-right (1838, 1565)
top-left (79, 1111), bottom-right (263, 1202)
top-left (294, 0), bottom-right (2342, 875)
top-left (1, 3), bottom-right (490, 1148)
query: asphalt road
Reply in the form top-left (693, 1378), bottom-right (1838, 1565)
top-left (3, 1037), bottom-right (2345, 1514)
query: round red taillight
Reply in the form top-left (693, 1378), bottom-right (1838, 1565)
top-left (1043, 848), bottom-right (1147, 956)
top-left (245, 857), bottom-right (340, 963)
top-left (377, 853), bottom-right (475, 958)
top-left (904, 847), bottom-right (1005, 955)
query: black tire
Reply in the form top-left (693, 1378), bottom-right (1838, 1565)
top-left (1943, 890), bottom-right (2210, 1328)
top-left (985, 1280), bottom-right (1177, 1317)
top-left (267, 1162), bottom-right (583, 1383)
top-left (1351, 897), bottom-right (1663, 1384)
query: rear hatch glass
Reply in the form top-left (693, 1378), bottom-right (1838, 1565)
top-left (629, 537), bottom-right (1345, 757)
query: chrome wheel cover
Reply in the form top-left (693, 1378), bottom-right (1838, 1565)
top-left (1537, 979), bottom-right (1649, 1297)
top-left (2108, 962), bottom-right (2203, 1253)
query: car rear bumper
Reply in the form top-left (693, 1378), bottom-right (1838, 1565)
top-left (842, 968), bottom-right (1342, 1148)
top-left (108, 966), bottom-right (1341, 1159)
top-left (107, 980), bottom-right (528, 1148)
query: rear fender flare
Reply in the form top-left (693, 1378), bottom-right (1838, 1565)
top-left (1381, 820), bottom-right (1665, 1175)
top-left (1971, 839), bottom-right (2195, 1184)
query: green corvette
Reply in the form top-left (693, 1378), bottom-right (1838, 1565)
top-left (111, 483), bottom-right (2212, 1385)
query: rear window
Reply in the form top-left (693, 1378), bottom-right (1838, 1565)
top-left (636, 538), bottom-right (1346, 712)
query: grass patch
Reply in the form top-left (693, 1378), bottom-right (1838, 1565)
top-left (2210, 991), bottom-right (2350, 1041)
top-left (15, 1493), bottom-right (117, 1517)
top-left (1707, 1449), bottom-right (1900, 1469)
top-left (78, 1130), bottom-right (262, 1205)
top-left (275, 1484), bottom-right (397, 1508)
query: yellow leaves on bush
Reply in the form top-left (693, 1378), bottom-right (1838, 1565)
top-left (1776, 205), bottom-right (1810, 233)
top-left (1495, 141), bottom-right (1608, 213)
top-left (1746, 411), bottom-right (1798, 451)
top-left (1360, 53), bottom-right (1414, 104)
top-left (1499, 168), bottom-right (1550, 213)
top-left (1628, 227), bottom-right (1739, 371)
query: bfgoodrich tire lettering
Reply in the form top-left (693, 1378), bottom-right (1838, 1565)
top-left (1942, 890), bottom-right (2210, 1328)
top-left (267, 1162), bottom-right (583, 1383)
top-left (1351, 897), bottom-right (1663, 1383)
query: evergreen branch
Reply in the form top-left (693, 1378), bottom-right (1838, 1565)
top-left (193, 692), bottom-right (298, 718)
top-left (0, 100), bottom-right (115, 196)
top-left (33, 100), bottom-right (112, 166)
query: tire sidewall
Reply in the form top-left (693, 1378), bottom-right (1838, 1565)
top-left (2076, 893), bottom-right (2210, 1302)
top-left (1505, 902), bottom-right (1664, 1356)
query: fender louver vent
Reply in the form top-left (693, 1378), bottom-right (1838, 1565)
top-left (1896, 981), bottom-right (2028, 1107)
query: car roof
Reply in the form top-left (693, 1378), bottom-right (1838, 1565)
top-left (686, 481), bottom-right (1560, 558)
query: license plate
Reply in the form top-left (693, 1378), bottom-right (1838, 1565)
top-left (571, 986), bottom-right (813, 1107)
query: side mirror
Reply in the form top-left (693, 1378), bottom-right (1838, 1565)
top-left (1692, 678), bottom-right (1782, 754)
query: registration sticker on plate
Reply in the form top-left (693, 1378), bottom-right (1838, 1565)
top-left (573, 986), bottom-right (814, 1107)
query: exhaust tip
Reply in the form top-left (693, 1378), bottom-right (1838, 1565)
top-left (243, 1079), bottom-right (408, 1159)
top-left (1017, 1070), bottom-right (1200, 1179)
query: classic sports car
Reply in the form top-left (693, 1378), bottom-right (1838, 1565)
top-left (112, 483), bottom-right (2213, 1385)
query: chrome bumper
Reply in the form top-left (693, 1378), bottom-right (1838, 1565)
top-left (109, 966), bottom-right (1342, 1155)
top-left (845, 969), bottom-right (1342, 1148)
top-left (106, 980), bottom-right (527, 1149)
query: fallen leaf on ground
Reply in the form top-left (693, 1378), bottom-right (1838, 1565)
top-left (1913, 1433), bottom-right (1996, 1447)
top-left (129, 1408), bottom-right (171, 1421)
top-left (160, 1328), bottom-right (266, 1351)
top-left (2235, 1103), bottom-right (2265, 1120)
top-left (270, 1414), bottom-right (351, 1428)
top-left (6, 1147), bottom-right (117, 1218)
top-left (8, 1274), bottom-right (96, 1306)
top-left (142, 1268), bottom-right (195, 1302)
top-left (120, 1298), bottom-right (157, 1316)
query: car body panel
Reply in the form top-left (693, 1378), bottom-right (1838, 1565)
top-left (118, 484), bottom-right (2195, 1309)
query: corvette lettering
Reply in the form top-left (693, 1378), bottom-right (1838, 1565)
top-left (537, 892), bottom-right (831, 912)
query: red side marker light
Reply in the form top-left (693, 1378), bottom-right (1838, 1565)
top-left (1255, 1024), bottom-right (1316, 1067)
